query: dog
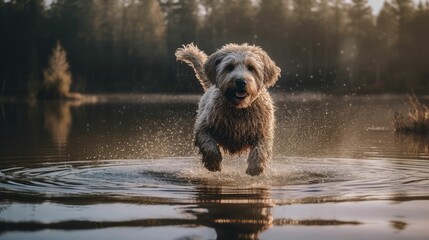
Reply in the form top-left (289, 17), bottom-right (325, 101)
top-left (175, 43), bottom-right (280, 176)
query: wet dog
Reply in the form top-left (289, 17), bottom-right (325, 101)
top-left (175, 43), bottom-right (280, 176)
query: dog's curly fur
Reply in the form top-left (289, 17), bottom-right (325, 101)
top-left (176, 43), bottom-right (281, 176)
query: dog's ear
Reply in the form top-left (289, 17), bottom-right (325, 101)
top-left (254, 48), bottom-right (281, 88)
top-left (204, 50), bottom-right (226, 85)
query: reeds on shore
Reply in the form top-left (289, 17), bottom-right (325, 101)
top-left (394, 94), bottom-right (429, 134)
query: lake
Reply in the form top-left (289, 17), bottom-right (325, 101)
top-left (1, 93), bottom-right (428, 240)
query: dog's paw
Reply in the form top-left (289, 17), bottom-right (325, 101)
top-left (203, 160), bottom-right (222, 172)
top-left (246, 165), bottom-right (264, 176)
top-left (202, 150), bottom-right (222, 172)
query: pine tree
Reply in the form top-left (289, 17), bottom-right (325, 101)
top-left (375, 1), bottom-right (398, 88)
top-left (391, 0), bottom-right (415, 27)
top-left (223, 0), bottom-right (255, 43)
top-left (347, 0), bottom-right (374, 87)
top-left (378, 1), bottom-right (398, 47)
top-left (256, 0), bottom-right (287, 51)
top-left (291, 0), bottom-right (318, 88)
top-left (348, 0), bottom-right (373, 38)
top-left (39, 41), bottom-right (72, 99)
top-left (163, 0), bottom-right (199, 53)
top-left (389, 0), bottom-right (417, 90)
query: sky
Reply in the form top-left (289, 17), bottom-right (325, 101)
top-left (368, 0), bottom-right (387, 13)
top-left (365, 0), bottom-right (421, 13)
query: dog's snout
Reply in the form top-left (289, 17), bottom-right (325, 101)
top-left (235, 79), bottom-right (247, 89)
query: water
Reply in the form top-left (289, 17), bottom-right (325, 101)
top-left (1, 94), bottom-right (429, 239)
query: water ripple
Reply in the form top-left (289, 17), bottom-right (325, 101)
top-left (1, 157), bottom-right (428, 204)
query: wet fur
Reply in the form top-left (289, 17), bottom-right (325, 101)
top-left (176, 43), bottom-right (280, 176)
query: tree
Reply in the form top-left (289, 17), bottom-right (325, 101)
top-left (117, 0), bottom-right (166, 90)
top-left (39, 41), bottom-right (72, 99)
top-left (0, 0), bottom-right (5, 95)
top-left (377, 1), bottom-right (398, 48)
top-left (290, 0), bottom-right (319, 89)
top-left (375, 1), bottom-right (398, 88)
top-left (199, 0), bottom-right (227, 50)
top-left (255, 0), bottom-right (288, 55)
top-left (305, 0), bottom-right (345, 90)
top-left (161, 0), bottom-right (200, 91)
top-left (254, 0), bottom-right (289, 89)
top-left (348, 0), bottom-right (373, 38)
top-left (222, 0), bottom-right (256, 44)
top-left (163, 0), bottom-right (199, 53)
top-left (393, 0), bottom-right (429, 90)
top-left (392, 0), bottom-right (415, 26)
top-left (1, 0), bottom-right (46, 95)
top-left (389, 0), bottom-right (417, 90)
top-left (1, 0), bottom-right (429, 94)
top-left (347, 0), bottom-right (374, 88)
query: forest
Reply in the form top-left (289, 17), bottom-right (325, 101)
top-left (0, 0), bottom-right (428, 95)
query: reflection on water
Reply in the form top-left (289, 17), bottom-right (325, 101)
top-left (43, 101), bottom-right (78, 146)
top-left (1, 94), bottom-right (429, 239)
top-left (187, 187), bottom-right (273, 240)
top-left (390, 220), bottom-right (408, 231)
top-left (2, 94), bottom-right (429, 161)
top-left (395, 133), bottom-right (429, 155)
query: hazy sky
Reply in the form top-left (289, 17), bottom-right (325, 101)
top-left (367, 0), bottom-right (387, 13)
top-left (366, 0), bottom-right (420, 13)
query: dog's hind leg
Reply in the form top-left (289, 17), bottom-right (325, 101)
top-left (194, 127), bottom-right (223, 172)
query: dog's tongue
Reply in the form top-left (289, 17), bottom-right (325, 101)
top-left (235, 91), bottom-right (247, 98)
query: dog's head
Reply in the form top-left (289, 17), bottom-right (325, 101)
top-left (204, 44), bottom-right (281, 108)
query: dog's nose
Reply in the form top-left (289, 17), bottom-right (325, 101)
top-left (235, 79), bottom-right (247, 89)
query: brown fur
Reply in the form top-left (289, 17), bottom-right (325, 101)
top-left (176, 43), bottom-right (281, 176)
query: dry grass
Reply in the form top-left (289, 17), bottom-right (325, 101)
top-left (394, 94), bottom-right (429, 134)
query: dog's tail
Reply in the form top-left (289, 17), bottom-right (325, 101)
top-left (175, 43), bottom-right (211, 91)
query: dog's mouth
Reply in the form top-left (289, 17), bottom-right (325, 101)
top-left (225, 88), bottom-right (249, 107)
top-left (234, 90), bottom-right (248, 100)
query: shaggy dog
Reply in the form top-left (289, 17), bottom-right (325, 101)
top-left (175, 43), bottom-right (281, 176)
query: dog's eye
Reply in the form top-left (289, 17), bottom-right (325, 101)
top-left (247, 65), bottom-right (255, 72)
top-left (225, 64), bottom-right (235, 72)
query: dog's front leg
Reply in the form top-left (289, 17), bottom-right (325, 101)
top-left (195, 129), bottom-right (223, 172)
top-left (246, 139), bottom-right (272, 176)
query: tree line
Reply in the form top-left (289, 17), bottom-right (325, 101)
top-left (0, 0), bottom-right (428, 95)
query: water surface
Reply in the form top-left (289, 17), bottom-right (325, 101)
top-left (1, 94), bottom-right (428, 239)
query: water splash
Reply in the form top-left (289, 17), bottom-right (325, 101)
top-left (1, 157), bottom-right (428, 204)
